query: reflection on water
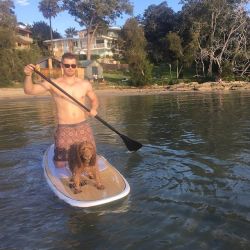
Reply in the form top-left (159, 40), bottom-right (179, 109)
top-left (0, 92), bottom-right (250, 249)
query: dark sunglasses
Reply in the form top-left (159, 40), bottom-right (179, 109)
top-left (63, 64), bottom-right (77, 68)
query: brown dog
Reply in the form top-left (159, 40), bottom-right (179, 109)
top-left (68, 141), bottom-right (104, 194)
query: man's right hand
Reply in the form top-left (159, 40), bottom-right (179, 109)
top-left (24, 64), bottom-right (35, 77)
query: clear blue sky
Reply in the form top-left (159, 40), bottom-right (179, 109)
top-left (14, 0), bottom-right (183, 36)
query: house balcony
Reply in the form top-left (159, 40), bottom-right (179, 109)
top-left (94, 43), bottom-right (112, 49)
top-left (17, 35), bottom-right (33, 44)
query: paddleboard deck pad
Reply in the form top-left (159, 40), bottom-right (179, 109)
top-left (42, 144), bottom-right (130, 207)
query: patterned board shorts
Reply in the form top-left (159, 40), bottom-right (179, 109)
top-left (53, 120), bottom-right (96, 162)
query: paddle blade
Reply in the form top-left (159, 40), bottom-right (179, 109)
top-left (120, 134), bottom-right (142, 152)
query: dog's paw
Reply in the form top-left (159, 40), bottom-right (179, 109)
top-left (80, 180), bottom-right (87, 186)
top-left (95, 183), bottom-right (105, 190)
top-left (69, 182), bottom-right (76, 189)
top-left (88, 173), bottom-right (94, 179)
top-left (74, 188), bottom-right (82, 194)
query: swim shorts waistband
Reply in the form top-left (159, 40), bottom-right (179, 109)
top-left (57, 120), bottom-right (88, 127)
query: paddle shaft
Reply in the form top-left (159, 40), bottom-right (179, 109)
top-left (32, 68), bottom-right (125, 137)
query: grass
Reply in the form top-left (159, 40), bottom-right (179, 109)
top-left (103, 71), bottom-right (130, 86)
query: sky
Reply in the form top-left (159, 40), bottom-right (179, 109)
top-left (14, 0), bottom-right (183, 36)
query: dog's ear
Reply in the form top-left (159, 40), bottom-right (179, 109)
top-left (89, 147), bottom-right (96, 166)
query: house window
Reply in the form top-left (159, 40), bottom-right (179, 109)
top-left (96, 39), bottom-right (104, 44)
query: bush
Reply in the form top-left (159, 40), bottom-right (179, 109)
top-left (0, 47), bottom-right (41, 87)
top-left (128, 57), bottom-right (153, 86)
top-left (91, 54), bottom-right (100, 60)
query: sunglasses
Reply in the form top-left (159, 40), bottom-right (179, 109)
top-left (63, 64), bottom-right (77, 68)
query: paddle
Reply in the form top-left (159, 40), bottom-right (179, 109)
top-left (31, 66), bottom-right (143, 152)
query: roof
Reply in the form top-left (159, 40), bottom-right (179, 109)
top-left (16, 26), bottom-right (32, 34)
top-left (43, 37), bottom-right (77, 43)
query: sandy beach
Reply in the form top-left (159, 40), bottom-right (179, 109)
top-left (0, 81), bottom-right (249, 99)
top-left (0, 86), bottom-right (169, 99)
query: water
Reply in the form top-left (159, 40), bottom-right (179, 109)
top-left (0, 92), bottom-right (250, 250)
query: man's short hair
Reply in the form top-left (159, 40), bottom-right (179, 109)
top-left (62, 53), bottom-right (77, 61)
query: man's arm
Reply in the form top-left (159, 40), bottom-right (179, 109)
top-left (86, 81), bottom-right (99, 117)
top-left (24, 64), bottom-right (50, 95)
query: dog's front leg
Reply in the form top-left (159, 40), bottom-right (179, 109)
top-left (72, 173), bottom-right (82, 194)
top-left (80, 176), bottom-right (87, 186)
top-left (93, 165), bottom-right (105, 190)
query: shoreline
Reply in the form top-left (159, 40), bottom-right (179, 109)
top-left (0, 86), bottom-right (169, 99)
top-left (0, 81), bottom-right (249, 99)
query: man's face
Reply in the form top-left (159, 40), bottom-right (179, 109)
top-left (61, 58), bottom-right (77, 77)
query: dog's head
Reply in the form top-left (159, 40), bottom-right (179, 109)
top-left (77, 141), bottom-right (96, 166)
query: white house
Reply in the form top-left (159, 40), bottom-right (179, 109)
top-left (43, 27), bottom-right (121, 59)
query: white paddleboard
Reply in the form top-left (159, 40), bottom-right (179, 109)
top-left (42, 144), bottom-right (130, 207)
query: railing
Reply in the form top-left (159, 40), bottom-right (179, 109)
top-left (94, 43), bottom-right (113, 49)
top-left (17, 35), bottom-right (33, 43)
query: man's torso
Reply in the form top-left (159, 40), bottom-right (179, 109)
top-left (49, 77), bottom-right (89, 124)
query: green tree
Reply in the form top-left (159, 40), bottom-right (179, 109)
top-left (180, 0), bottom-right (249, 77)
top-left (0, 1), bottom-right (42, 86)
top-left (142, 1), bottom-right (176, 63)
top-left (65, 27), bottom-right (78, 38)
top-left (120, 18), bottom-right (152, 86)
top-left (38, 0), bottom-right (62, 54)
top-left (0, 0), bottom-right (16, 48)
top-left (0, 26), bottom-right (15, 49)
top-left (63, 0), bottom-right (133, 60)
top-left (31, 21), bottom-right (61, 52)
top-left (166, 31), bottom-right (200, 78)
top-left (0, 0), bottom-right (16, 28)
top-left (166, 32), bottom-right (184, 78)
top-left (0, 0), bottom-right (15, 85)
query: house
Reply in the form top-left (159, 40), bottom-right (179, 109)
top-left (79, 60), bottom-right (103, 80)
top-left (43, 38), bottom-right (77, 58)
top-left (16, 23), bottom-right (33, 49)
top-left (43, 27), bottom-right (121, 60)
top-left (76, 26), bottom-right (120, 58)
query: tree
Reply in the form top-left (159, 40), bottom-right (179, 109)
top-left (180, 0), bottom-right (249, 77)
top-left (38, 0), bottom-right (62, 54)
top-left (0, 0), bottom-right (16, 28)
top-left (142, 1), bottom-right (176, 63)
top-left (166, 32), bottom-right (184, 78)
top-left (63, 0), bottom-right (133, 60)
top-left (0, 1), bottom-right (42, 86)
top-left (0, 0), bottom-right (16, 49)
top-left (31, 21), bottom-right (61, 52)
top-left (120, 18), bottom-right (152, 86)
top-left (65, 27), bottom-right (78, 38)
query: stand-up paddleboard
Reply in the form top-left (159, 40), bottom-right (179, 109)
top-left (42, 144), bottom-right (130, 207)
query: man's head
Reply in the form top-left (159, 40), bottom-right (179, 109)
top-left (61, 53), bottom-right (78, 77)
top-left (62, 52), bottom-right (77, 62)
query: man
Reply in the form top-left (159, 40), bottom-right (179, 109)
top-left (23, 53), bottom-right (99, 170)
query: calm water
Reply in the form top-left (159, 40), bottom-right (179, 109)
top-left (1, 91), bottom-right (250, 250)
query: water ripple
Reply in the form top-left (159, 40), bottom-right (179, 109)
top-left (1, 93), bottom-right (250, 249)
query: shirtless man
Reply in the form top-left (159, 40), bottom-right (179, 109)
top-left (23, 53), bottom-right (99, 172)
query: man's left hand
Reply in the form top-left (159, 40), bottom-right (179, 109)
top-left (89, 109), bottom-right (97, 117)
